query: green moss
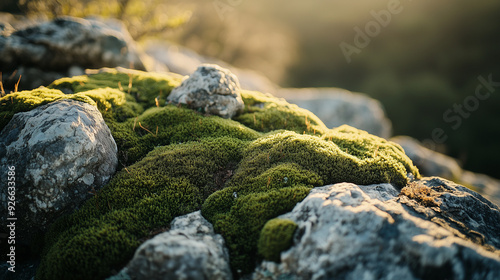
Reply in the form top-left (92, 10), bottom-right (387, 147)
top-left (37, 137), bottom-right (246, 280)
top-left (235, 90), bottom-right (328, 134)
top-left (0, 87), bottom-right (136, 131)
top-left (49, 68), bottom-right (183, 108)
top-left (258, 219), bottom-right (298, 262)
top-left (110, 105), bottom-right (260, 167)
top-left (202, 128), bottom-right (420, 274)
top-left (7, 69), bottom-right (421, 279)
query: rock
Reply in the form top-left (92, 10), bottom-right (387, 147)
top-left (0, 16), bottom-right (146, 91)
top-left (121, 211), bottom-right (232, 280)
top-left (167, 64), bottom-right (244, 118)
top-left (392, 136), bottom-right (462, 180)
top-left (0, 99), bottom-right (118, 242)
top-left (274, 87), bottom-right (392, 138)
top-left (392, 136), bottom-right (500, 206)
top-left (144, 41), bottom-right (278, 93)
top-left (253, 181), bottom-right (500, 280)
top-left (401, 177), bottom-right (500, 250)
top-left (460, 171), bottom-right (500, 207)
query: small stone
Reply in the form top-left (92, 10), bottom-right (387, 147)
top-left (167, 64), bottom-right (244, 119)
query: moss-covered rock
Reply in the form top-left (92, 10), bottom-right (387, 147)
top-left (0, 68), bottom-right (421, 279)
top-left (258, 219), bottom-right (298, 262)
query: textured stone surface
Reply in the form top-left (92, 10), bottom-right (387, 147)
top-left (253, 182), bottom-right (500, 280)
top-left (167, 64), bottom-right (245, 118)
top-left (0, 16), bottom-right (145, 91)
top-left (392, 136), bottom-right (500, 206)
top-left (0, 99), bottom-right (117, 242)
top-left (275, 87), bottom-right (392, 138)
top-left (123, 211), bottom-right (232, 280)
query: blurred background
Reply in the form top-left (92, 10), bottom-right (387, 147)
top-left (1, 0), bottom-right (499, 179)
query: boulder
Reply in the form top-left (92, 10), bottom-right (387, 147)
top-left (167, 64), bottom-right (244, 118)
top-left (253, 181), bottom-right (500, 280)
top-left (0, 16), bottom-right (146, 91)
top-left (116, 211), bottom-right (232, 280)
top-left (0, 99), bottom-right (117, 242)
top-left (274, 87), bottom-right (392, 138)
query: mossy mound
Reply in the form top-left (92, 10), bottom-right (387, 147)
top-left (258, 219), bottom-right (298, 262)
top-left (37, 137), bottom-right (245, 280)
top-left (236, 90), bottom-right (328, 134)
top-left (0, 68), bottom-right (421, 279)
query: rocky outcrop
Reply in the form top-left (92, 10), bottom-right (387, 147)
top-left (253, 181), bottom-right (500, 280)
top-left (114, 211), bottom-right (232, 280)
top-left (0, 16), bottom-right (145, 91)
top-left (275, 88), bottom-right (392, 138)
top-left (392, 136), bottom-right (500, 206)
top-left (167, 64), bottom-right (244, 118)
top-left (0, 99), bottom-right (117, 242)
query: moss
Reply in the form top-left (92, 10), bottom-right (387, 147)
top-left (49, 68), bottom-right (183, 109)
top-left (258, 219), bottom-right (298, 262)
top-left (235, 90), bottom-right (328, 134)
top-left (37, 137), bottom-right (246, 280)
top-left (202, 129), bottom-right (420, 274)
top-left (110, 105), bottom-right (260, 167)
top-left (0, 87), bottom-right (135, 131)
top-left (400, 181), bottom-right (441, 207)
top-left (6, 69), bottom-right (421, 279)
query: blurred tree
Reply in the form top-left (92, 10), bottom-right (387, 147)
top-left (16, 0), bottom-right (191, 40)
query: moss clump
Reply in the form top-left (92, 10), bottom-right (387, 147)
top-left (0, 87), bottom-right (130, 131)
top-left (258, 219), bottom-right (298, 262)
top-left (2, 69), bottom-right (420, 279)
top-left (49, 68), bottom-right (183, 109)
top-left (110, 106), bottom-right (260, 167)
top-left (236, 90), bottom-right (328, 134)
top-left (202, 129), bottom-right (420, 274)
top-left (400, 181), bottom-right (441, 207)
top-left (37, 137), bottom-right (246, 280)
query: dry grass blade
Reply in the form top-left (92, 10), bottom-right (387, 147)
top-left (14, 75), bottom-right (22, 92)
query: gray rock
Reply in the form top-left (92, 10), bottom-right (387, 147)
top-left (123, 211), bottom-right (232, 280)
top-left (0, 99), bottom-right (117, 242)
top-left (460, 171), bottom-right (500, 207)
top-left (392, 136), bottom-right (462, 180)
top-left (167, 64), bottom-right (244, 119)
top-left (392, 136), bottom-right (500, 206)
top-left (253, 182), bottom-right (500, 280)
top-left (400, 177), bottom-right (500, 250)
top-left (274, 88), bottom-right (392, 138)
top-left (0, 16), bottom-right (145, 91)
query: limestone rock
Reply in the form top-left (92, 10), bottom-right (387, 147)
top-left (275, 88), bottom-right (392, 138)
top-left (122, 211), bottom-right (232, 280)
top-left (0, 99), bottom-right (117, 242)
top-left (167, 64), bottom-right (244, 118)
top-left (0, 16), bottom-right (145, 91)
top-left (253, 182), bottom-right (500, 280)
